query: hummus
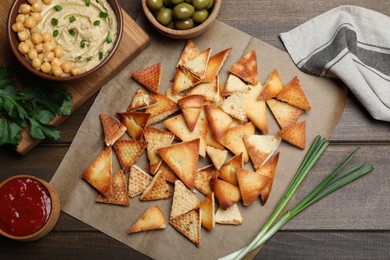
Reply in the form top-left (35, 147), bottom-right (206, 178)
top-left (38, 0), bottom-right (118, 73)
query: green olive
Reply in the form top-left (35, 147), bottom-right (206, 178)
top-left (156, 8), bottom-right (173, 25)
top-left (193, 0), bottom-right (209, 10)
top-left (171, 0), bottom-right (184, 4)
top-left (147, 0), bottom-right (163, 12)
top-left (175, 18), bottom-right (194, 30)
top-left (192, 9), bottom-right (208, 23)
top-left (173, 3), bottom-right (195, 20)
top-left (206, 0), bottom-right (214, 9)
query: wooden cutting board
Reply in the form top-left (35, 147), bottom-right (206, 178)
top-left (0, 0), bottom-right (150, 155)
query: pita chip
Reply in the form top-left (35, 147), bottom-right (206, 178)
top-left (199, 193), bottom-right (215, 231)
top-left (236, 168), bottom-right (270, 206)
top-left (155, 161), bottom-right (179, 184)
top-left (128, 165), bottom-right (152, 198)
top-left (211, 178), bottom-right (241, 210)
top-left (258, 152), bottom-right (280, 205)
top-left (117, 112), bottom-right (150, 140)
top-left (223, 74), bottom-right (251, 96)
top-left (215, 204), bottom-right (243, 225)
top-left (140, 170), bottom-right (172, 201)
top-left (170, 180), bottom-right (200, 220)
top-left (203, 48), bottom-right (232, 82)
top-left (258, 69), bottom-right (284, 100)
top-left (157, 139), bottom-right (200, 189)
top-left (218, 153), bottom-right (243, 186)
top-left (276, 76), bottom-right (311, 111)
top-left (244, 134), bottom-right (281, 170)
top-left (177, 39), bottom-right (200, 67)
top-left (178, 95), bottom-right (205, 131)
top-left (100, 113), bottom-right (126, 146)
top-left (113, 139), bottom-right (147, 172)
top-left (169, 209), bottom-right (201, 247)
top-left (206, 123), bottom-right (225, 150)
top-left (229, 50), bottom-right (258, 85)
top-left (127, 88), bottom-right (157, 111)
top-left (195, 165), bottom-right (218, 196)
top-left (166, 87), bottom-right (185, 103)
top-left (172, 66), bottom-right (200, 94)
top-left (204, 104), bottom-right (234, 140)
top-left (206, 146), bottom-right (227, 170)
top-left (96, 169), bottom-right (130, 206)
top-left (278, 121), bottom-right (306, 149)
top-left (82, 147), bottom-right (112, 197)
top-left (186, 76), bottom-right (221, 104)
top-left (219, 92), bottom-right (247, 122)
top-left (219, 122), bottom-right (256, 163)
top-left (183, 48), bottom-right (211, 80)
top-left (144, 126), bottom-right (175, 174)
top-left (131, 63), bottom-right (161, 94)
top-left (267, 99), bottom-right (305, 129)
top-left (145, 92), bottom-right (179, 125)
top-left (128, 206), bottom-right (166, 234)
top-left (244, 83), bottom-right (268, 134)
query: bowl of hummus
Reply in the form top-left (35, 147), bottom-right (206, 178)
top-left (7, 0), bottom-right (123, 81)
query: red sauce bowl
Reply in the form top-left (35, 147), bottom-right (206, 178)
top-left (0, 175), bottom-right (60, 241)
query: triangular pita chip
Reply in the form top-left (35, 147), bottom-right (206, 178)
top-left (186, 76), bottom-right (221, 104)
top-left (157, 139), bottom-right (200, 189)
top-left (203, 48), bottom-right (232, 82)
top-left (144, 126), bottom-right (175, 174)
top-left (117, 112), bottom-right (150, 140)
top-left (258, 69), bottom-right (284, 100)
top-left (154, 161), bottom-right (179, 184)
top-left (178, 94), bottom-right (205, 108)
top-left (82, 147), bottom-right (112, 197)
top-left (244, 83), bottom-right (268, 134)
top-left (96, 169), bottom-right (130, 206)
top-left (113, 139), bottom-right (147, 172)
top-left (219, 122), bottom-right (256, 163)
top-left (169, 209), bottom-right (201, 247)
top-left (128, 165), bottom-right (152, 198)
top-left (199, 193), bottom-right (215, 231)
top-left (244, 134), bottom-right (281, 170)
top-left (211, 178), bottom-right (241, 210)
top-left (140, 170), bottom-right (172, 201)
top-left (276, 76), bottom-right (311, 111)
top-left (229, 50), bottom-right (258, 85)
top-left (206, 146), bottom-right (227, 170)
top-left (166, 87), bottom-right (185, 103)
top-left (195, 165), bottom-right (218, 196)
top-left (223, 74), bottom-right (251, 96)
top-left (172, 66), bottom-right (200, 94)
top-left (218, 153), bottom-right (243, 186)
top-left (145, 92), bottom-right (179, 125)
top-left (215, 204), bottom-right (242, 225)
top-left (177, 40), bottom-right (200, 67)
top-left (131, 63), bottom-right (161, 93)
top-left (219, 92), bottom-right (247, 122)
top-left (127, 88), bottom-right (157, 111)
top-left (258, 152), bottom-right (280, 205)
top-left (278, 121), bottom-right (306, 149)
top-left (170, 180), bottom-right (200, 220)
top-left (236, 168), bottom-right (270, 206)
top-left (100, 113), bottom-right (126, 146)
top-left (128, 206), bottom-right (166, 233)
top-left (183, 48), bottom-right (211, 79)
top-left (266, 99), bottom-right (304, 129)
top-left (178, 95), bottom-right (205, 131)
top-left (206, 123), bottom-right (225, 150)
top-left (204, 104), bottom-right (234, 140)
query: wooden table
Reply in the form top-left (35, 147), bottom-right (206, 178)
top-left (1, 1), bottom-right (389, 259)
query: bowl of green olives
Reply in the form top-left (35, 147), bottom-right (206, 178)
top-left (142, 0), bottom-right (221, 39)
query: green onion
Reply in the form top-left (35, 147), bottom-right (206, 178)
top-left (86, 57), bottom-right (92, 62)
top-left (93, 20), bottom-right (100, 26)
top-left (99, 12), bottom-right (108, 18)
top-left (51, 18), bottom-right (58, 26)
top-left (68, 29), bottom-right (76, 36)
top-left (69, 16), bottom-right (76, 23)
top-left (76, 56), bottom-right (82, 60)
top-left (54, 5), bottom-right (63, 11)
top-left (99, 51), bottom-right (103, 60)
top-left (85, 0), bottom-right (90, 6)
top-left (220, 136), bottom-right (374, 260)
top-left (80, 40), bottom-right (86, 48)
top-left (53, 30), bottom-right (59, 37)
top-left (106, 35), bottom-right (112, 44)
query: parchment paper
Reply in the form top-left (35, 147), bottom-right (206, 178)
top-left (50, 17), bottom-right (347, 260)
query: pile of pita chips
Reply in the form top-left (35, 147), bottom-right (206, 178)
top-left (96, 169), bottom-right (130, 206)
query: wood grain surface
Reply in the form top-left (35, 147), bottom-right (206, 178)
top-left (1, 0), bottom-right (390, 259)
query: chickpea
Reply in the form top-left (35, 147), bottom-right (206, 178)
top-left (24, 39), bottom-right (35, 49)
top-left (30, 12), bottom-right (42, 23)
top-left (18, 42), bottom-right (30, 54)
top-left (51, 57), bottom-right (62, 67)
top-left (52, 65), bottom-right (63, 76)
top-left (43, 42), bottom-right (54, 52)
top-left (42, 0), bottom-right (53, 4)
top-left (43, 51), bottom-right (55, 62)
top-left (41, 62), bottom-right (52, 73)
top-left (70, 66), bottom-right (81, 76)
top-left (31, 58), bottom-right (42, 69)
top-left (61, 61), bottom-right (73, 73)
top-left (31, 2), bottom-right (42, 12)
top-left (31, 32), bottom-right (42, 44)
top-left (17, 30), bottom-right (29, 41)
top-left (35, 43), bottom-right (44, 53)
top-left (53, 45), bottom-right (64, 57)
top-left (24, 16), bottom-right (36, 29)
top-left (30, 26), bottom-right (41, 34)
top-left (19, 4), bottom-right (31, 15)
top-left (12, 22), bottom-right (24, 33)
top-left (38, 53), bottom-right (44, 62)
top-left (28, 48), bottom-right (38, 60)
top-left (41, 32), bottom-right (52, 43)
top-left (16, 14), bottom-right (26, 24)
top-left (27, 0), bottom-right (38, 4)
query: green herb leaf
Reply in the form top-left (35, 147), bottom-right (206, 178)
top-left (76, 56), bottom-right (82, 60)
top-left (99, 12), bottom-right (108, 18)
top-left (85, 0), bottom-right (90, 6)
top-left (80, 40), bottom-right (86, 48)
top-left (106, 35), bottom-right (112, 44)
top-left (69, 16), bottom-right (76, 23)
top-left (93, 20), bottom-right (100, 26)
top-left (99, 51), bottom-right (103, 60)
top-left (54, 5), bottom-right (63, 11)
top-left (51, 18), bottom-right (59, 26)
top-left (53, 30), bottom-right (59, 37)
top-left (68, 29), bottom-right (76, 36)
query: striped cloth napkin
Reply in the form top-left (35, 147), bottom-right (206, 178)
top-left (280, 5), bottom-right (390, 122)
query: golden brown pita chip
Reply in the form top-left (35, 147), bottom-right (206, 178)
top-left (278, 121), bottom-right (306, 149)
top-left (154, 161), bottom-right (179, 184)
top-left (100, 113), bottom-right (127, 146)
top-left (157, 139), bottom-right (200, 189)
top-left (276, 76), bottom-right (311, 111)
top-left (140, 170), bottom-right (172, 201)
top-left (128, 206), bottom-right (166, 234)
top-left (218, 122), bottom-right (256, 163)
top-left (244, 83), bottom-right (268, 134)
top-left (117, 112), bottom-right (150, 140)
top-left (131, 63), bottom-right (161, 94)
top-left (170, 180), bottom-right (200, 220)
top-left (229, 50), bottom-right (258, 85)
top-left (203, 48), bottom-right (232, 82)
top-left (218, 153), bottom-right (243, 186)
top-left (258, 152), bottom-right (280, 205)
top-left (96, 169), bottom-right (130, 206)
top-left (266, 99), bottom-right (305, 129)
top-left (244, 134), bottom-right (281, 170)
top-left (211, 178), bottom-right (241, 210)
top-left (172, 66), bottom-right (200, 94)
top-left (145, 92), bottom-right (179, 125)
top-left (204, 104), bottom-right (234, 140)
top-left (206, 146), bottom-right (227, 170)
top-left (82, 147), bottom-right (112, 197)
top-left (127, 88), bottom-right (157, 111)
top-left (199, 192), bottom-right (215, 231)
top-left (206, 123), bottom-right (225, 150)
top-left (258, 69), bottom-right (284, 100)
top-left (177, 40), bottom-right (200, 67)
top-left (113, 139), bottom-right (147, 172)
top-left (223, 74), bottom-right (251, 96)
top-left (144, 126), bottom-right (175, 174)
top-left (186, 75), bottom-right (221, 104)
top-left (128, 165), bottom-right (152, 198)
top-left (215, 204), bottom-right (242, 225)
top-left (183, 48), bottom-right (211, 80)
top-left (166, 87), bottom-right (185, 103)
top-left (169, 209), bottom-right (201, 247)
top-left (219, 92), bottom-right (247, 122)
top-left (195, 165), bottom-right (218, 196)
top-left (178, 95), bottom-right (205, 131)
top-left (236, 168), bottom-right (270, 206)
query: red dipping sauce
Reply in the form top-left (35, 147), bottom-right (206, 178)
top-left (0, 177), bottom-right (52, 237)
